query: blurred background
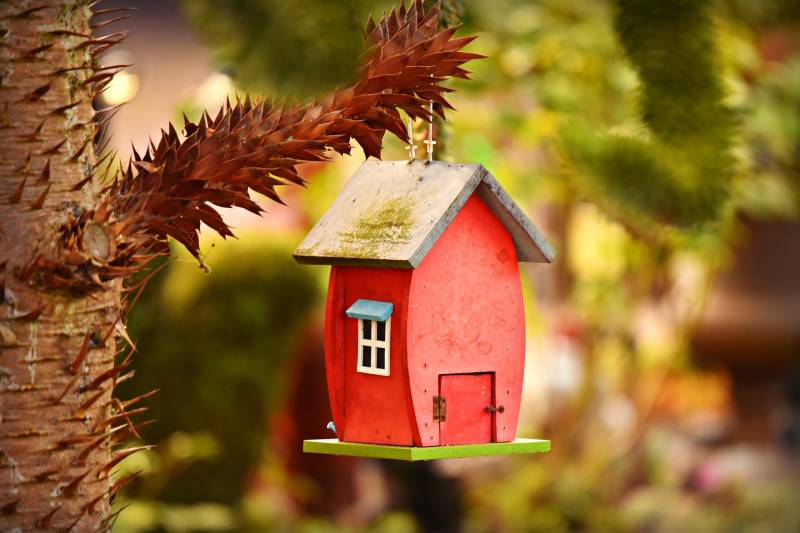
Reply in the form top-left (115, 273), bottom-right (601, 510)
top-left (100, 0), bottom-right (800, 531)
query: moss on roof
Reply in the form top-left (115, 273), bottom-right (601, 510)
top-left (293, 160), bottom-right (555, 268)
top-left (334, 196), bottom-right (415, 258)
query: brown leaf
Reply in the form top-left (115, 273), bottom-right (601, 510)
top-left (99, 0), bottom-right (480, 277)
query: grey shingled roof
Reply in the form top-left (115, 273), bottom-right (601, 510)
top-left (293, 160), bottom-right (556, 268)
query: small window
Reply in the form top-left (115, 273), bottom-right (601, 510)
top-left (357, 317), bottom-right (391, 376)
top-left (347, 299), bottom-right (393, 377)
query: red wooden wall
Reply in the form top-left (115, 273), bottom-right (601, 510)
top-left (324, 266), bottom-right (414, 445)
top-left (407, 194), bottom-right (525, 446)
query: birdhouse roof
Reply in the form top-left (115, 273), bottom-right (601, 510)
top-left (293, 160), bottom-right (556, 268)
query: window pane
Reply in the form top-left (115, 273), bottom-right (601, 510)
top-left (377, 320), bottom-right (386, 341)
top-left (362, 345), bottom-right (372, 367)
top-left (376, 347), bottom-right (386, 369)
top-left (362, 319), bottom-right (371, 340)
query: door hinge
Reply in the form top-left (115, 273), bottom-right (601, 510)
top-left (433, 395), bottom-right (446, 422)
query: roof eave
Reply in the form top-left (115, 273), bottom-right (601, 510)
top-left (475, 170), bottom-right (557, 264)
top-left (292, 253), bottom-right (416, 269)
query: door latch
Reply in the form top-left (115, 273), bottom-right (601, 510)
top-left (485, 404), bottom-right (505, 414)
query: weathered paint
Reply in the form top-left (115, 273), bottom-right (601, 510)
top-left (407, 194), bottom-right (525, 446)
top-left (303, 438), bottom-right (551, 461)
top-left (324, 265), bottom-right (414, 445)
top-left (439, 373), bottom-right (493, 445)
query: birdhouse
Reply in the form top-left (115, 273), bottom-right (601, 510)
top-left (293, 160), bottom-right (555, 460)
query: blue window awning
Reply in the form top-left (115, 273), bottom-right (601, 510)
top-left (346, 299), bottom-right (393, 322)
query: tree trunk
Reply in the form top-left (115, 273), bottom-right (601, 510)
top-left (1, 2), bottom-right (120, 530)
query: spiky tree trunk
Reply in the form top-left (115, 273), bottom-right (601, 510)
top-left (0, 2), bottom-right (128, 530)
top-left (1, 0), bottom-right (477, 529)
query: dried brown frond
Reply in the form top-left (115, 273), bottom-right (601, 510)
top-left (24, 1), bottom-right (480, 293)
top-left (103, 0), bottom-right (481, 264)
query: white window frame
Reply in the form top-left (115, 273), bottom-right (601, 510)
top-left (357, 317), bottom-right (391, 376)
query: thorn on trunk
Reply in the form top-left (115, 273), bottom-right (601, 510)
top-left (20, 82), bottom-right (51, 102)
top-left (48, 64), bottom-right (92, 76)
top-left (98, 445), bottom-right (154, 479)
top-left (91, 15), bottom-right (132, 31)
top-left (17, 120), bottom-right (45, 142)
top-left (82, 69), bottom-right (118, 88)
top-left (107, 397), bottom-right (142, 439)
top-left (54, 433), bottom-right (93, 450)
top-left (94, 406), bottom-right (147, 432)
top-left (9, 175), bottom-right (26, 203)
top-left (68, 139), bottom-right (90, 163)
top-left (91, 7), bottom-right (137, 16)
top-left (45, 28), bottom-right (91, 38)
top-left (71, 176), bottom-right (92, 191)
top-left (34, 468), bottom-right (59, 482)
top-left (83, 493), bottom-right (104, 515)
top-left (1, 498), bottom-right (19, 515)
top-left (114, 369), bottom-right (135, 387)
top-left (76, 433), bottom-right (108, 463)
top-left (17, 43), bottom-right (54, 60)
top-left (69, 332), bottom-right (91, 374)
top-left (62, 470), bottom-right (91, 497)
top-left (101, 502), bottom-right (130, 530)
top-left (13, 150), bottom-right (31, 174)
top-left (112, 417), bottom-right (156, 443)
top-left (49, 100), bottom-right (82, 115)
top-left (61, 513), bottom-right (83, 533)
top-left (120, 388), bottom-right (158, 409)
top-left (109, 470), bottom-right (142, 501)
top-left (8, 5), bottom-right (49, 20)
top-left (40, 138), bottom-right (66, 156)
top-left (73, 388), bottom-right (105, 418)
top-left (35, 505), bottom-right (61, 529)
top-left (72, 32), bottom-right (128, 52)
top-left (30, 183), bottom-right (50, 209)
top-left (54, 374), bottom-right (78, 405)
top-left (80, 358), bottom-right (129, 393)
top-left (39, 159), bottom-right (50, 182)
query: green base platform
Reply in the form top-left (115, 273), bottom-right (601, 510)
top-left (303, 438), bottom-right (551, 461)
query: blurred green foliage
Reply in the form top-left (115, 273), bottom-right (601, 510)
top-left (180, 0), bottom-right (393, 99)
top-left (118, 236), bottom-right (319, 505)
top-left (562, 0), bottom-right (736, 229)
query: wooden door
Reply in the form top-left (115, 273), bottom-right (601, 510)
top-left (439, 373), bottom-right (493, 445)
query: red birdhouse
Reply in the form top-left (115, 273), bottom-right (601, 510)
top-left (294, 160), bottom-right (555, 460)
